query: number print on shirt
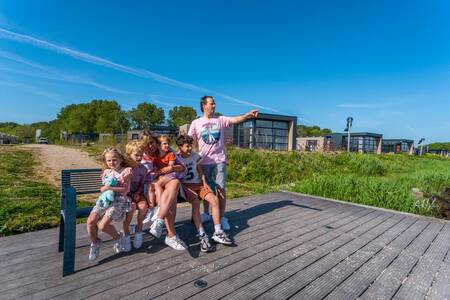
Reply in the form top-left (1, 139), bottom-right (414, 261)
top-left (185, 165), bottom-right (194, 181)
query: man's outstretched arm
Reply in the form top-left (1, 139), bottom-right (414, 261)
top-left (229, 110), bottom-right (259, 124)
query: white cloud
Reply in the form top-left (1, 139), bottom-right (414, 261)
top-left (0, 27), bottom-right (283, 113)
top-left (0, 50), bottom-right (131, 94)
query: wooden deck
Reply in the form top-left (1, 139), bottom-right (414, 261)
top-left (1, 192), bottom-right (450, 300)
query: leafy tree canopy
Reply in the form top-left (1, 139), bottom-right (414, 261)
top-left (168, 106), bottom-right (197, 127)
top-left (129, 102), bottom-right (165, 129)
top-left (296, 125), bottom-right (332, 137)
top-left (427, 142), bottom-right (450, 151)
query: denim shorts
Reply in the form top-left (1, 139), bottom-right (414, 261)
top-left (202, 162), bottom-right (226, 191)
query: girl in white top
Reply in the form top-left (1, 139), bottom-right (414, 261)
top-left (86, 147), bottom-right (132, 261)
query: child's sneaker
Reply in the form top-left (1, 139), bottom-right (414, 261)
top-left (143, 208), bottom-right (156, 224)
top-left (199, 233), bottom-right (214, 252)
top-left (151, 206), bottom-right (160, 222)
top-left (133, 231), bottom-right (143, 249)
top-left (165, 235), bottom-right (188, 250)
top-left (220, 217), bottom-right (231, 230)
top-left (113, 237), bottom-right (122, 254)
top-left (149, 218), bottom-right (164, 238)
top-left (88, 239), bottom-right (101, 261)
top-left (201, 212), bottom-right (212, 223)
top-left (122, 235), bottom-right (132, 252)
top-left (212, 231), bottom-right (232, 245)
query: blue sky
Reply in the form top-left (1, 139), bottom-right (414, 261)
top-left (1, 1), bottom-right (449, 143)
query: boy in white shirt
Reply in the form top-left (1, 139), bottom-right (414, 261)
top-left (177, 134), bottom-right (232, 252)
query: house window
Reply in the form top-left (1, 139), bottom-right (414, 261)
top-left (238, 119), bottom-right (289, 150)
top-left (306, 140), bottom-right (317, 151)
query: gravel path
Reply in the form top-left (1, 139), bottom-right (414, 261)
top-left (20, 144), bottom-right (100, 186)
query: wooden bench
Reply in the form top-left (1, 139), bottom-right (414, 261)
top-left (58, 168), bottom-right (102, 276)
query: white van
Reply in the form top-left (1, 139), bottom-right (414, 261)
top-left (38, 137), bottom-right (48, 144)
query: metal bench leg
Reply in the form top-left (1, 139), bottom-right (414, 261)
top-left (63, 187), bottom-right (76, 277)
top-left (58, 213), bottom-right (65, 252)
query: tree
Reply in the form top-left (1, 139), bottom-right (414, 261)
top-left (56, 100), bottom-right (130, 134)
top-left (168, 106), bottom-right (197, 127)
top-left (296, 125), bottom-right (332, 137)
top-left (129, 102), bottom-right (165, 129)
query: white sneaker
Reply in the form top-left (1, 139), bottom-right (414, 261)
top-left (113, 237), bottom-right (122, 254)
top-left (133, 231), bottom-right (143, 249)
top-left (88, 239), bottom-right (101, 261)
top-left (149, 219), bottom-right (164, 238)
top-left (212, 231), bottom-right (232, 245)
top-left (201, 213), bottom-right (212, 223)
top-left (122, 235), bottom-right (132, 252)
top-left (151, 207), bottom-right (160, 222)
top-left (221, 217), bottom-right (231, 230)
top-left (165, 235), bottom-right (188, 250)
top-left (143, 208), bottom-right (156, 224)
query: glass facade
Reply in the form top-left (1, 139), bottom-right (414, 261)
top-left (342, 136), bottom-right (378, 153)
top-left (237, 119), bottom-right (289, 151)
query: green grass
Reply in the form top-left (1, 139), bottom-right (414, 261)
top-left (0, 146), bottom-right (90, 236)
top-left (227, 149), bottom-right (450, 217)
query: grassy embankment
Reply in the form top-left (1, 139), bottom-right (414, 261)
top-left (227, 149), bottom-right (450, 217)
top-left (0, 146), bottom-right (90, 236)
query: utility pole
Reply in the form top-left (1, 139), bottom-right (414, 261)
top-left (344, 117), bottom-right (353, 152)
top-left (418, 138), bottom-right (425, 156)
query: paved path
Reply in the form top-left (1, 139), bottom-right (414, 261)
top-left (1, 192), bottom-right (449, 299)
top-left (21, 144), bottom-right (100, 185)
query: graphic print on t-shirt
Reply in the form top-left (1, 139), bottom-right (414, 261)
top-left (200, 123), bottom-right (220, 145)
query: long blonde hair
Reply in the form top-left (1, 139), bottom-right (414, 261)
top-left (101, 147), bottom-right (130, 170)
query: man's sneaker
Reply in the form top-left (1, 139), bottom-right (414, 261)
top-left (212, 231), bottom-right (232, 245)
top-left (143, 208), bottom-right (156, 224)
top-left (88, 239), bottom-right (101, 261)
top-left (151, 206), bottom-right (160, 222)
top-left (165, 235), bottom-right (188, 250)
top-left (199, 233), bottom-right (214, 253)
top-left (149, 219), bottom-right (164, 238)
top-left (113, 237), bottom-right (122, 254)
top-left (122, 235), bottom-right (132, 252)
top-left (201, 213), bottom-right (212, 223)
top-left (133, 231), bottom-right (143, 249)
top-left (220, 217), bottom-right (231, 230)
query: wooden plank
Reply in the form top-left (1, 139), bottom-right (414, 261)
top-left (3, 195), bottom-right (324, 284)
top-left (4, 194), bottom-right (333, 299)
top-left (359, 221), bottom-right (442, 300)
top-left (393, 223), bottom-right (450, 300)
top-left (149, 208), bottom-right (375, 300)
top-left (38, 199), bottom-right (344, 300)
top-left (0, 202), bottom-right (316, 296)
top-left (206, 212), bottom-right (396, 300)
top-left (426, 249), bottom-right (450, 300)
top-left (258, 214), bottom-right (411, 299)
top-left (325, 222), bottom-right (444, 300)
top-left (293, 218), bottom-right (429, 300)
top-left (246, 216), bottom-right (410, 299)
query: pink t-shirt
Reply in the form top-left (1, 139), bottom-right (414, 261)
top-left (188, 116), bottom-right (232, 165)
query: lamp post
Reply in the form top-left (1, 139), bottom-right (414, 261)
top-left (418, 138), bottom-right (425, 156)
top-left (344, 117), bottom-right (353, 152)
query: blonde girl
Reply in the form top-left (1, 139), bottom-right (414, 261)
top-left (120, 141), bottom-right (150, 251)
top-left (86, 147), bottom-right (132, 261)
